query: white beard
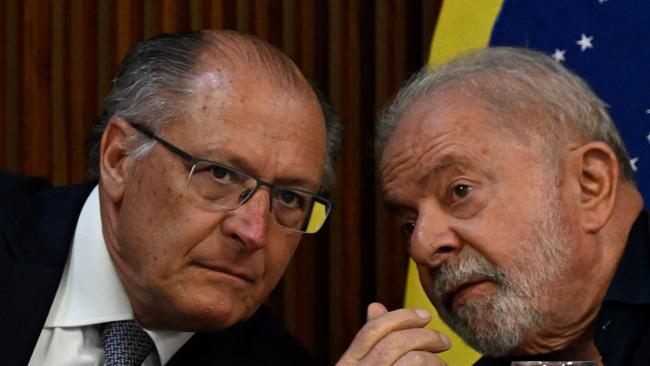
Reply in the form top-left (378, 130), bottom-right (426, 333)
top-left (430, 184), bottom-right (571, 357)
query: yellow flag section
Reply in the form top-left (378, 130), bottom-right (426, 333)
top-left (403, 0), bottom-right (503, 365)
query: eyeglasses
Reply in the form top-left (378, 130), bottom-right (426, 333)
top-left (129, 122), bottom-right (332, 234)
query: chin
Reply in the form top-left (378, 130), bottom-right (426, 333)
top-left (136, 278), bottom-right (268, 331)
top-left (174, 295), bottom-right (261, 332)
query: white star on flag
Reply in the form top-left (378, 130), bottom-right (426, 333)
top-left (630, 157), bottom-right (639, 172)
top-left (646, 132), bottom-right (650, 144)
top-left (646, 108), bottom-right (650, 115)
top-left (552, 49), bottom-right (566, 62)
top-left (576, 34), bottom-right (594, 51)
top-left (598, 0), bottom-right (607, 3)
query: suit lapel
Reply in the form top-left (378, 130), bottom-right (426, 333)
top-left (0, 182), bottom-right (95, 366)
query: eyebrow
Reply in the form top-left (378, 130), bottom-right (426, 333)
top-left (418, 153), bottom-right (472, 186)
top-left (274, 177), bottom-right (320, 192)
top-left (383, 152), bottom-right (478, 212)
top-left (221, 155), bottom-right (320, 192)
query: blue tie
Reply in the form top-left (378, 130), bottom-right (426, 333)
top-left (100, 320), bottom-right (155, 366)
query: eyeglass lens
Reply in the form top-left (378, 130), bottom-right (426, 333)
top-left (188, 161), bottom-right (329, 233)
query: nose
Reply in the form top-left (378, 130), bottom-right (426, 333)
top-left (409, 203), bottom-right (462, 268)
top-left (222, 188), bottom-right (272, 250)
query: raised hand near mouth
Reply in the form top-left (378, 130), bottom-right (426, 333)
top-left (336, 302), bottom-right (451, 366)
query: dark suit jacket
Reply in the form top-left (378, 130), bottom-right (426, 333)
top-left (0, 171), bottom-right (314, 365)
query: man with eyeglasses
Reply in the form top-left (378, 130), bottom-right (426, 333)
top-left (1, 30), bottom-right (449, 366)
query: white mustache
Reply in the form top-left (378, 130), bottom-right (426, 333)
top-left (431, 251), bottom-right (510, 309)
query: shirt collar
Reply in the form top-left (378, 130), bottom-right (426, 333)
top-left (603, 210), bottom-right (650, 303)
top-left (43, 185), bottom-right (193, 364)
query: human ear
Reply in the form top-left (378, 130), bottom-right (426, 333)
top-left (99, 117), bottom-right (133, 203)
top-left (575, 141), bottom-right (619, 233)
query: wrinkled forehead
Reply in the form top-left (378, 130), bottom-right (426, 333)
top-left (382, 91), bottom-right (494, 153)
top-left (386, 86), bottom-right (557, 158)
top-left (444, 74), bottom-right (584, 146)
top-left (379, 90), bottom-right (546, 185)
top-left (380, 94), bottom-right (472, 180)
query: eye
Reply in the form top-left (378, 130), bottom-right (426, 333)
top-left (211, 166), bottom-right (234, 183)
top-left (401, 222), bottom-right (416, 241)
top-left (276, 189), bottom-right (305, 209)
top-left (211, 166), bottom-right (229, 179)
top-left (451, 184), bottom-right (472, 201)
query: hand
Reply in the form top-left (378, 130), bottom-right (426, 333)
top-left (336, 302), bottom-right (451, 366)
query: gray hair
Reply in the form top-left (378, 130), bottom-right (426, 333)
top-left (87, 30), bottom-right (343, 190)
top-left (376, 47), bottom-right (634, 183)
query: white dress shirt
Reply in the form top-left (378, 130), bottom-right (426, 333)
top-left (28, 186), bottom-right (194, 366)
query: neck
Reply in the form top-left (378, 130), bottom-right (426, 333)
top-left (515, 183), bottom-right (643, 359)
top-left (543, 337), bottom-right (604, 365)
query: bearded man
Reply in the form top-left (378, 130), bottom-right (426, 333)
top-left (376, 47), bottom-right (649, 365)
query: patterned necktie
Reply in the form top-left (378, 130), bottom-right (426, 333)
top-left (100, 320), bottom-right (155, 366)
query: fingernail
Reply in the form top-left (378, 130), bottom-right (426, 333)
top-left (440, 333), bottom-right (451, 348)
top-left (414, 309), bottom-right (430, 318)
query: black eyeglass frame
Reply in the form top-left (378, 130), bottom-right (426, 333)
top-left (128, 122), bottom-right (333, 233)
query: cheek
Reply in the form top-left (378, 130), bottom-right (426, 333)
top-left (118, 165), bottom-right (224, 278)
top-left (462, 197), bottom-right (538, 266)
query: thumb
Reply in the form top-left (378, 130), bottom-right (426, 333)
top-left (366, 302), bottom-right (388, 321)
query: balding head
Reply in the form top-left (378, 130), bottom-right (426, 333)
top-left (88, 30), bottom-right (342, 189)
top-left (199, 30), bottom-right (308, 92)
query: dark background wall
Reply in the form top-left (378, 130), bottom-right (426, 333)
top-left (0, 1), bottom-right (441, 364)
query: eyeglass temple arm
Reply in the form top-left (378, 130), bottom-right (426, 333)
top-left (130, 123), bottom-right (199, 165)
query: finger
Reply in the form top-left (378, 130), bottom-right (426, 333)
top-left (339, 307), bottom-right (433, 362)
top-left (393, 351), bottom-right (447, 366)
top-left (360, 328), bottom-right (451, 366)
top-left (366, 302), bottom-right (388, 321)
